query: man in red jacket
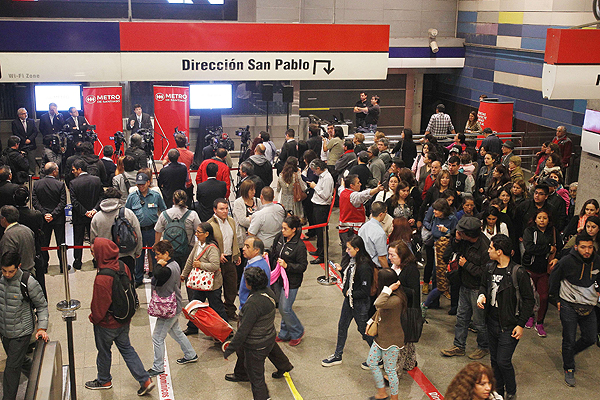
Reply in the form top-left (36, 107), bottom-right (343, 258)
top-left (552, 126), bottom-right (573, 169)
top-left (86, 237), bottom-right (155, 396)
top-left (196, 147), bottom-right (231, 198)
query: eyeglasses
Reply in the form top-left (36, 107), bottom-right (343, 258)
top-left (195, 230), bottom-right (205, 235)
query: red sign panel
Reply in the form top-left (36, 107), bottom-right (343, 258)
top-left (545, 28), bottom-right (600, 65)
top-left (477, 101), bottom-right (514, 134)
top-left (82, 86), bottom-right (123, 156)
top-left (153, 85), bottom-right (189, 159)
top-left (119, 22), bottom-right (390, 53)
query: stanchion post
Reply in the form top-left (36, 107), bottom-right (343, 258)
top-left (56, 243), bottom-right (80, 400)
top-left (317, 224), bottom-right (337, 286)
top-left (28, 175), bottom-right (33, 209)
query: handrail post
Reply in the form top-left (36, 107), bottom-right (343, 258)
top-left (56, 243), bottom-right (81, 400)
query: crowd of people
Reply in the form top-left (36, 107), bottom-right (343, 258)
top-left (0, 100), bottom-right (596, 400)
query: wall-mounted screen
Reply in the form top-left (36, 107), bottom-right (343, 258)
top-left (189, 84), bottom-right (232, 109)
top-left (583, 109), bottom-right (600, 135)
top-left (34, 84), bottom-right (82, 112)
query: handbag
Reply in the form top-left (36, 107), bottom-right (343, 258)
top-left (293, 174), bottom-right (307, 202)
top-left (366, 310), bottom-right (380, 337)
top-left (186, 244), bottom-right (218, 291)
top-left (147, 291), bottom-right (177, 319)
top-left (421, 226), bottom-right (434, 247)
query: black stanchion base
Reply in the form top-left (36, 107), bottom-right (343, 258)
top-left (317, 275), bottom-right (337, 286)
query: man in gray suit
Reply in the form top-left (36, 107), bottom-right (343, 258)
top-left (0, 206), bottom-right (36, 274)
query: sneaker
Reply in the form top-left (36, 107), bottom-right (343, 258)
top-left (85, 379), bottom-right (112, 390)
top-left (440, 346), bottom-right (465, 357)
top-left (468, 348), bottom-right (489, 360)
top-left (525, 317), bottom-right (534, 329)
top-left (422, 283), bottom-right (430, 295)
top-left (321, 354), bottom-right (342, 367)
top-left (289, 332), bottom-right (304, 347)
top-left (443, 291), bottom-right (451, 300)
top-left (275, 336), bottom-right (289, 343)
top-left (137, 379), bottom-right (155, 396)
top-left (361, 360), bottom-right (383, 370)
top-left (535, 323), bottom-right (547, 337)
top-left (420, 303), bottom-right (428, 319)
top-left (176, 354), bottom-right (198, 365)
top-left (564, 369), bottom-right (575, 387)
top-left (147, 368), bottom-right (163, 377)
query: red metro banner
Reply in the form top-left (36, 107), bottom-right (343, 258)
top-left (153, 85), bottom-right (190, 160)
top-left (82, 86), bottom-right (123, 155)
top-left (477, 100), bottom-right (514, 134)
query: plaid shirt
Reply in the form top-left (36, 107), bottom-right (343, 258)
top-left (426, 113), bottom-right (454, 138)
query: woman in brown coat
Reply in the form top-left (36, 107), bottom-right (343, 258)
top-left (366, 268), bottom-right (407, 400)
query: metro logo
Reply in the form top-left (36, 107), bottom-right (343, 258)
top-left (156, 92), bottom-right (187, 102)
top-left (85, 95), bottom-right (96, 104)
top-left (155, 93), bottom-right (165, 101)
top-left (96, 94), bottom-right (121, 101)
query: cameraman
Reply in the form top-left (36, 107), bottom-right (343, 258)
top-left (126, 104), bottom-right (152, 134)
top-left (125, 133), bottom-right (149, 170)
top-left (1, 136), bottom-right (29, 184)
top-left (41, 135), bottom-right (63, 175)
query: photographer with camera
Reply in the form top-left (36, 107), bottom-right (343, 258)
top-left (41, 135), bottom-right (63, 175)
top-left (126, 104), bottom-right (152, 134)
top-left (11, 108), bottom-right (39, 175)
top-left (1, 136), bottom-right (29, 185)
top-left (125, 133), bottom-right (149, 171)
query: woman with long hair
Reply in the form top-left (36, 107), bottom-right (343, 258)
top-left (392, 128), bottom-right (417, 167)
top-left (322, 236), bottom-right (375, 366)
top-left (398, 167), bottom-right (422, 211)
top-left (375, 174), bottom-right (398, 203)
top-left (465, 111), bottom-right (482, 133)
top-left (522, 209), bottom-right (559, 338)
top-left (563, 215), bottom-right (600, 252)
top-left (486, 165), bottom-right (510, 201)
top-left (181, 222), bottom-right (228, 323)
top-left (497, 186), bottom-right (515, 218)
top-left (366, 268), bottom-right (407, 400)
top-left (481, 207), bottom-right (509, 240)
top-left (445, 362), bottom-right (502, 400)
top-left (510, 179), bottom-right (528, 206)
top-left (270, 215), bottom-right (308, 346)
top-left (233, 179), bottom-right (261, 279)
top-left (476, 152), bottom-right (495, 201)
top-left (386, 180), bottom-right (416, 224)
top-left (277, 156), bottom-right (306, 218)
top-left (563, 199), bottom-right (600, 242)
top-left (411, 142), bottom-right (431, 183)
top-left (301, 150), bottom-right (319, 238)
top-left (419, 170), bottom-right (451, 222)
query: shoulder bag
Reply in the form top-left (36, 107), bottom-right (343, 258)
top-left (366, 310), bottom-right (380, 337)
top-left (187, 244), bottom-right (219, 291)
top-left (148, 291), bottom-right (177, 319)
top-left (293, 173), bottom-right (307, 202)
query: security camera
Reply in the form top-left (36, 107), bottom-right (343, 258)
top-left (428, 28), bottom-right (439, 53)
top-left (429, 41), bottom-right (439, 53)
top-left (428, 28), bottom-right (438, 38)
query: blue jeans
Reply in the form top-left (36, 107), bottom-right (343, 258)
top-left (93, 324), bottom-right (149, 385)
top-left (335, 297), bottom-right (373, 356)
top-left (560, 301), bottom-right (597, 370)
top-left (454, 286), bottom-right (488, 350)
top-left (275, 283), bottom-right (304, 341)
top-left (135, 228), bottom-right (156, 284)
top-left (487, 318), bottom-right (519, 397)
top-left (152, 313), bottom-right (197, 371)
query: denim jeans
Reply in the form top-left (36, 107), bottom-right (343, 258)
top-left (487, 318), bottom-right (519, 397)
top-left (275, 283), bottom-right (304, 341)
top-left (454, 286), bottom-right (488, 350)
top-left (135, 228), bottom-right (156, 284)
top-left (560, 300), bottom-right (597, 370)
top-left (93, 324), bottom-right (149, 385)
top-left (152, 314), bottom-right (197, 371)
top-left (335, 297), bottom-right (373, 356)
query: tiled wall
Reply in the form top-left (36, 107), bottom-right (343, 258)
top-left (254, 0), bottom-right (457, 39)
top-left (438, 0), bottom-right (593, 135)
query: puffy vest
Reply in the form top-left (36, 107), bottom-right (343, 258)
top-left (339, 188), bottom-right (367, 233)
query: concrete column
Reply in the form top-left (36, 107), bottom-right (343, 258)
top-left (575, 99), bottom-right (600, 212)
top-left (411, 72), bottom-right (424, 133)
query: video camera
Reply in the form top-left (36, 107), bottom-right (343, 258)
top-left (59, 123), bottom-right (97, 154)
top-left (138, 128), bottom-right (154, 155)
top-left (205, 126), bottom-right (234, 152)
top-left (112, 131), bottom-right (125, 154)
top-left (235, 125), bottom-right (251, 145)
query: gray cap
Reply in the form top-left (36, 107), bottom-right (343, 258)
top-left (502, 141), bottom-right (514, 149)
top-left (457, 216), bottom-right (481, 232)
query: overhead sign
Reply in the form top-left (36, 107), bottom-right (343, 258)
top-left (0, 21), bottom-right (389, 82)
top-left (543, 28), bottom-right (600, 99)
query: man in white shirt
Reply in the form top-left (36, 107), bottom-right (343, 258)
top-left (308, 159), bottom-right (334, 264)
top-left (248, 187), bottom-right (286, 250)
top-left (209, 199), bottom-right (241, 321)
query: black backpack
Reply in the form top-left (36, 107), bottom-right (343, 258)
top-left (98, 261), bottom-right (137, 322)
top-left (111, 208), bottom-right (138, 253)
top-left (162, 210), bottom-right (192, 260)
top-left (400, 287), bottom-right (427, 343)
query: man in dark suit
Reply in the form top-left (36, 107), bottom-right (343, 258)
top-left (39, 102), bottom-right (65, 138)
top-left (276, 129), bottom-right (298, 173)
top-left (196, 162), bottom-right (227, 222)
top-left (32, 162), bottom-right (67, 273)
top-left (126, 104), bottom-right (152, 134)
top-left (0, 165), bottom-right (19, 210)
top-left (236, 161), bottom-right (263, 199)
top-left (65, 107), bottom-right (88, 134)
top-left (11, 108), bottom-right (39, 175)
top-left (158, 149), bottom-right (188, 208)
top-left (100, 145), bottom-right (117, 187)
top-left (2, 136), bottom-right (29, 184)
top-left (69, 158), bottom-right (103, 270)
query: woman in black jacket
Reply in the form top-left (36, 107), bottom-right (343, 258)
top-left (270, 215), bottom-right (308, 346)
top-left (393, 128), bottom-right (417, 167)
top-left (321, 235), bottom-right (374, 366)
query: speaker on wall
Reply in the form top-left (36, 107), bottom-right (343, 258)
top-left (261, 84), bottom-right (273, 102)
top-left (282, 85), bottom-right (293, 103)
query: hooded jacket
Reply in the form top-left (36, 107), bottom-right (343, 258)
top-left (248, 154), bottom-right (273, 187)
top-left (443, 233), bottom-right (491, 290)
top-left (549, 248), bottom-right (600, 307)
top-left (269, 230), bottom-right (308, 289)
top-left (90, 198), bottom-right (143, 259)
top-left (80, 153), bottom-right (107, 184)
top-left (89, 237), bottom-right (132, 329)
